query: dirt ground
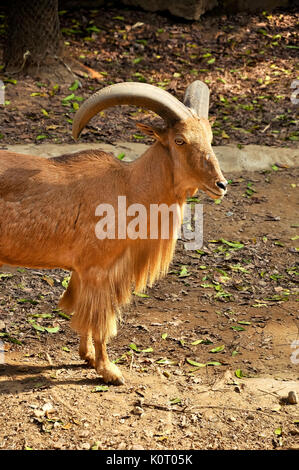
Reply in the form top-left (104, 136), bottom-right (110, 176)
top-left (0, 5), bottom-right (298, 148)
top-left (0, 166), bottom-right (298, 450)
top-left (0, 2), bottom-right (298, 452)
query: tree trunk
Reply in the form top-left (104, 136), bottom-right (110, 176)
top-left (4, 0), bottom-right (62, 73)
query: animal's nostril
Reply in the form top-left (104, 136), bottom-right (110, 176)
top-left (216, 181), bottom-right (227, 191)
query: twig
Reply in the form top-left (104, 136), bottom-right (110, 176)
top-left (257, 387), bottom-right (284, 399)
top-left (54, 55), bottom-right (78, 82)
top-left (261, 123), bottom-right (271, 133)
top-left (4, 50), bottom-right (31, 75)
top-left (142, 401), bottom-right (275, 416)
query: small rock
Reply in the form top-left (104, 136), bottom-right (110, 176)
top-left (0, 320), bottom-right (5, 331)
top-left (80, 442), bottom-right (91, 450)
top-left (118, 442), bottom-right (127, 450)
top-left (287, 391), bottom-right (298, 405)
top-left (132, 406), bottom-right (144, 416)
top-left (33, 409), bottom-right (44, 418)
top-left (42, 402), bottom-right (54, 415)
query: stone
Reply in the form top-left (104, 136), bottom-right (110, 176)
top-left (287, 391), bottom-right (298, 405)
top-left (122, 0), bottom-right (218, 20)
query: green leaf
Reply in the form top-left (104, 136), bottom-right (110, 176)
top-left (61, 93), bottom-right (75, 104)
top-left (220, 239), bottom-right (244, 249)
top-left (32, 323), bottom-right (45, 332)
top-left (129, 342), bottom-right (139, 352)
top-left (117, 152), bottom-right (125, 160)
top-left (0, 333), bottom-right (22, 345)
top-left (62, 276), bottom-right (70, 288)
top-left (210, 345), bottom-right (225, 353)
top-left (179, 266), bottom-right (190, 278)
top-left (170, 397), bottom-right (182, 405)
top-left (191, 339), bottom-right (204, 345)
top-left (44, 326), bottom-right (60, 334)
top-left (235, 369), bottom-right (244, 378)
top-left (86, 25), bottom-right (101, 33)
top-left (69, 80), bottom-right (80, 91)
top-left (0, 273), bottom-right (13, 279)
top-left (56, 310), bottom-right (70, 320)
top-left (133, 291), bottom-right (149, 298)
top-left (30, 313), bottom-right (52, 319)
top-left (18, 298), bottom-right (38, 305)
top-left (141, 347), bottom-right (153, 353)
top-left (92, 385), bottom-right (109, 393)
top-left (231, 325), bottom-right (246, 331)
top-left (4, 78), bottom-right (17, 85)
top-left (186, 358), bottom-right (206, 367)
top-left (161, 333), bottom-right (168, 340)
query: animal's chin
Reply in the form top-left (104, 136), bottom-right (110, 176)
top-left (202, 185), bottom-right (224, 200)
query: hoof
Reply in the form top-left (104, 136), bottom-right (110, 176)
top-left (85, 356), bottom-right (96, 368)
top-left (97, 362), bottom-right (125, 386)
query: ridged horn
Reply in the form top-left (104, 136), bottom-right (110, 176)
top-left (72, 82), bottom-right (192, 139)
top-left (183, 80), bottom-right (210, 119)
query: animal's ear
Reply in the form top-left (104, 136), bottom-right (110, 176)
top-left (136, 123), bottom-right (166, 145)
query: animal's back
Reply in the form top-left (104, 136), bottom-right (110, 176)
top-left (0, 149), bottom-right (127, 269)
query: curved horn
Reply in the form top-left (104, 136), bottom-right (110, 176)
top-left (183, 80), bottom-right (210, 119)
top-left (72, 82), bottom-right (192, 139)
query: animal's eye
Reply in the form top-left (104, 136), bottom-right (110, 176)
top-left (174, 137), bottom-right (185, 145)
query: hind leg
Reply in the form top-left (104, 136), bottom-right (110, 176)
top-left (79, 331), bottom-right (95, 367)
top-left (59, 272), bottom-right (95, 367)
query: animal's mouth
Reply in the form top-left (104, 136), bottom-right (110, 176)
top-left (202, 184), bottom-right (226, 199)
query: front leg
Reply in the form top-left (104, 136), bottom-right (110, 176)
top-left (94, 337), bottom-right (124, 385)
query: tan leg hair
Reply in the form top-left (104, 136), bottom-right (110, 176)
top-left (79, 331), bottom-right (95, 368)
top-left (94, 335), bottom-right (124, 385)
